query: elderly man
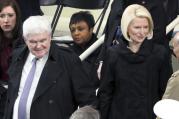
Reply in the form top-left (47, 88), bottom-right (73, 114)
top-left (154, 25), bottom-right (179, 119)
top-left (4, 16), bottom-right (97, 119)
top-left (161, 24), bottom-right (179, 101)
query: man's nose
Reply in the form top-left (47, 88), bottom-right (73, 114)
top-left (36, 42), bottom-right (41, 48)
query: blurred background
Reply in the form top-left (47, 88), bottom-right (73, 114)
top-left (40, 3), bottom-right (179, 72)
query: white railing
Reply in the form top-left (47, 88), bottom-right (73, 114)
top-left (80, 15), bottom-right (179, 61)
top-left (79, 34), bottom-right (105, 61)
top-left (166, 15), bottom-right (179, 34)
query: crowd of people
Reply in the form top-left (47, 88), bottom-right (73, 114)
top-left (0, 0), bottom-right (179, 119)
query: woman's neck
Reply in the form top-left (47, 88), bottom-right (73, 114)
top-left (4, 32), bottom-right (13, 39)
top-left (128, 42), bottom-right (142, 53)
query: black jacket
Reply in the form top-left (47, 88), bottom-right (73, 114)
top-left (70, 34), bottom-right (100, 88)
top-left (4, 42), bottom-right (98, 119)
top-left (99, 37), bottom-right (172, 119)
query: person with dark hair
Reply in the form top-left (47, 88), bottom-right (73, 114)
top-left (0, 0), bottom-right (23, 118)
top-left (3, 15), bottom-right (97, 119)
top-left (98, 4), bottom-right (172, 119)
top-left (69, 11), bottom-right (95, 32)
top-left (16, 0), bottom-right (43, 22)
top-left (69, 11), bottom-right (100, 89)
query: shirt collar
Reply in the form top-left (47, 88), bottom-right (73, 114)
top-left (28, 52), bottom-right (49, 62)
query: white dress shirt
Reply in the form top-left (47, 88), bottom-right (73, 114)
top-left (13, 52), bottom-right (48, 119)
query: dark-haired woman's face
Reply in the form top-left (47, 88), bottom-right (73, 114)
top-left (0, 6), bottom-right (16, 33)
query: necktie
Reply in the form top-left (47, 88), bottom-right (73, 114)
top-left (18, 58), bottom-right (37, 119)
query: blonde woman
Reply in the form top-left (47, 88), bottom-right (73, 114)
top-left (98, 4), bottom-right (172, 119)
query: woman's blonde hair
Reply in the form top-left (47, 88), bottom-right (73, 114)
top-left (121, 4), bottom-right (154, 42)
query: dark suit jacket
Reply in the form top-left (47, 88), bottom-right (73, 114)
top-left (4, 42), bottom-right (97, 119)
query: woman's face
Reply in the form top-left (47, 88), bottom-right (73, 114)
top-left (70, 21), bottom-right (93, 47)
top-left (0, 6), bottom-right (16, 33)
top-left (128, 17), bottom-right (149, 44)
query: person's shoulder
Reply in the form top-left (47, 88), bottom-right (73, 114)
top-left (171, 70), bottom-right (179, 79)
top-left (165, 70), bottom-right (179, 91)
top-left (152, 43), bottom-right (168, 56)
top-left (152, 42), bottom-right (170, 62)
top-left (53, 42), bottom-right (74, 53)
top-left (107, 38), bottom-right (125, 55)
top-left (105, 44), bottom-right (121, 63)
top-left (52, 43), bottom-right (82, 69)
top-left (10, 44), bottom-right (27, 63)
top-left (12, 44), bottom-right (27, 56)
top-left (153, 43), bottom-right (166, 51)
top-left (107, 44), bottom-right (120, 54)
top-left (52, 43), bottom-right (79, 60)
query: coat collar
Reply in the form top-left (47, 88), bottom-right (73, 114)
top-left (32, 42), bottom-right (63, 101)
top-left (117, 37), bottom-right (154, 63)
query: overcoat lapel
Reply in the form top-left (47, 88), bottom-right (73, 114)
top-left (8, 46), bottom-right (29, 101)
top-left (32, 44), bottom-right (63, 102)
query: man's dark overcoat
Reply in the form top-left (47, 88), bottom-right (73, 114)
top-left (4, 42), bottom-right (97, 119)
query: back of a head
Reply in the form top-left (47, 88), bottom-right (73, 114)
top-left (121, 4), bottom-right (154, 42)
top-left (70, 106), bottom-right (100, 119)
top-left (23, 15), bottom-right (51, 39)
top-left (69, 11), bottom-right (95, 29)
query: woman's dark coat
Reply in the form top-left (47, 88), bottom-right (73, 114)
top-left (99, 38), bottom-right (172, 119)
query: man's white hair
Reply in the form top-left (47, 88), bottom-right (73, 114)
top-left (23, 15), bottom-right (51, 39)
